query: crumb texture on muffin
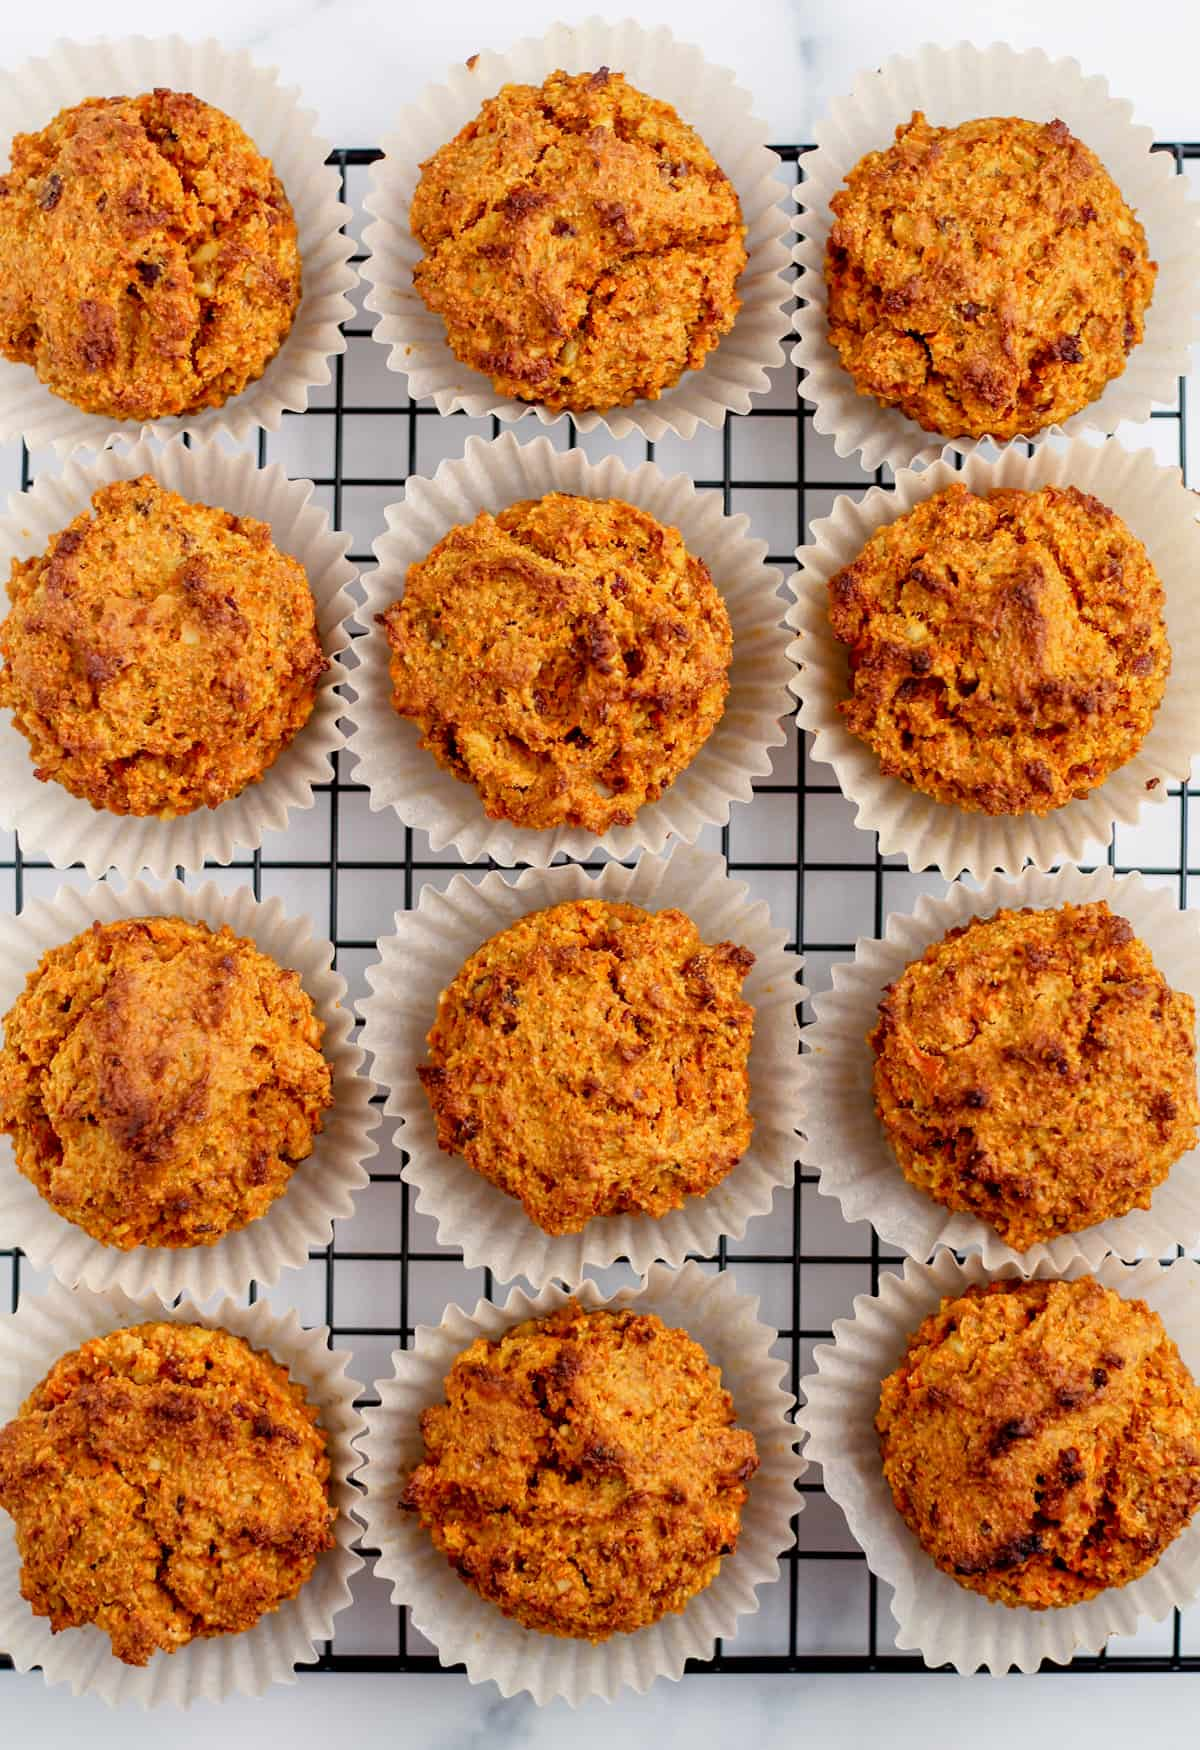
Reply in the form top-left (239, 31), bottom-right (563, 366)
top-left (409, 68), bottom-right (746, 410)
top-left (825, 113), bottom-right (1156, 440)
top-left (828, 482), bottom-right (1169, 816)
top-left (417, 897), bottom-right (755, 1235)
top-left (0, 915), bottom-right (333, 1249)
top-left (0, 1320), bottom-right (334, 1665)
top-left (0, 476), bottom-right (326, 818)
top-left (871, 901), bottom-right (1199, 1250)
top-left (381, 492), bottom-right (732, 834)
top-left (0, 89), bottom-right (301, 422)
top-left (403, 1302), bottom-right (758, 1639)
top-left (877, 1278), bottom-right (1200, 1608)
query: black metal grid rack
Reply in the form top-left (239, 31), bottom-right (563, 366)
top-left (3, 141), bottom-right (1200, 1680)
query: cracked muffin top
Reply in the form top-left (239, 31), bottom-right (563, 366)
top-left (403, 1301), bottom-right (758, 1639)
top-left (870, 901), bottom-right (1199, 1251)
top-left (0, 476), bottom-right (327, 818)
top-left (380, 492), bottom-right (733, 835)
top-left (827, 482), bottom-right (1169, 816)
top-left (409, 67), bottom-right (746, 411)
top-left (0, 915), bottom-right (333, 1249)
top-left (825, 113), bottom-right (1156, 440)
top-left (417, 898), bottom-right (756, 1235)
top-left (0, 1320), bottom-right (334, 1665)
top-left (0, 89), bottom-right (301, 422)
top-left (877, 1277), bottom-right (1200, 1608)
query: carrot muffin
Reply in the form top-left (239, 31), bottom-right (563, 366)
top-left (0, 915), bottom-right (333, 1249)
top-left (0, 1320), bottom-right (334, 1665)
top-left (871, 902), bottom-right (1199, 1250)
top-left (828, 482), bottom-right (1169, 816)
top-left (825, 113), bottom-right (1156, 440)
top-left (417, 898), bottom-right (755, 1235)
top-left (410, 68), bottom-right (746, 411)
top-left (0, 89), bottom-right (301, 422)
top-left (877, 1277), bottom-right (1200, 1608)
top-left (403, 1302), bottom-right (758, 1638)
top-left (381, 492), bottom-right (732, 834)
top-left (0, 475), bottom-right (326, 818)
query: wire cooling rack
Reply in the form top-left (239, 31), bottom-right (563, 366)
top-left (3, 142), bottom-right (1200, 1680)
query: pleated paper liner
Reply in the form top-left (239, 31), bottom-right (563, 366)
top-left (787, 439), bottom-right (1200, 879)
top-left (802, 863), bottom-right (1200, 1273)
top-left (0, 35), bottom-right (357, 455)
top-left (799, 1253), bottom-right (1200, 1673)
top-left (357, 1261), bottom-right (802, 1704)
top-left (345, 431), bottom-right (793, 868)
top-left (361, 17), bottom-right (791, 441)
top-left (358, 844), bottom-right (803, 1286)
top-left (793, 42), bottom-right (1200, 473)
top-left (0, 1281), bottom-right (364, 1706)
top-left (0, 876), bottom-right (377, 1300)
top-left (0, 435), bottom-right (356, 877)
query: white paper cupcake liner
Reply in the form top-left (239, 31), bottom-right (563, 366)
top-left (358, 1261), bottom-right (801, 1704)
top-left (346, 431), bottom-right (793, 867)
top-left (793, 43), bottom-right (1200, 472)
top-left (0, 35), bottom-right (357, 455)
top-left (0, 1280), bottom-right (364, 1706)
top-left (0, 435), bottom-right (357, 878)
top-left (0, 876), bottom-right (377, 1300)
top-left (359, 845), bottom-right (802, 1286)
top-left (799, 1252), bottom-right (1200, 1672)
top-left (361, 18), bottom-right (791, 441)
top-left (788, 439), bottom-right (1200, 878)
top-left (803, 864), bottom-right (1200, 1273)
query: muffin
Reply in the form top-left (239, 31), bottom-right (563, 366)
top-left (380, 492), bottom-right (733, 834)
top-left (0, 1320), bottom-right (334, 1665)
top-left (870, 901), bottom-right (1199, 1250)
top-left (402, 1301), bottom-right (758, 1639)
top-left (825, 113), bottom-right (1156, 440)
top-left (0, 475), bottom-right (327, 818)
top-left (417, 897), bottom-right (755, 1235)
top-left (877, 1277), bottom-right (1200, 1608)
top-left (409, 68), bottom-right (746, 411)
top-left (827, 482), bottom-right (1169, 816)
top-left (0, 915), bottom-right (333, 1248)
top-left (0, 89), bottom-right (301, 422)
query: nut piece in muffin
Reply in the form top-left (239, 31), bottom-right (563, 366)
top-left (828, 482), bottom-right (1169, 816)
top-left (870, 901), bottom-right (1199, 1250)
top-left (0, 1320), bottom-right (334, 1665)
top-left (0, 476), bottom-right (327, 818)
top-left (403, 1301), bottom-right (758, 1638)
top-left (0, 915), bottom-right (333, 1249)
top-left (410, 68), bottom-right (746, 411)
top-left (381, 492), bottom-right (732, 834)
top-left (825, 113), bottom-right (1156, 440)
top-left (0, 89), bottom-right (301, 422)
top-left (877, 1277), bottom-right (1200, 1608)
top-left (417, 897), bottom-right (755, 1235)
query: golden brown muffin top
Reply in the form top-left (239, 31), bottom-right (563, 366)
top-left (418, 897), bottom-right (755, 1235)
top-left (0, 1320), bottom-right (334, 1666)
top-left (824, 113), bottom-right (1156, 440)
top-left (0, 476), bottom-right (326, 818)
top-left (828, 482), bottom-right (1169, 816)
top-left (403, 1302), bottom-right (758, 1639)
top-left (870, 902), bottom-right (1199, 1250)
top-left (410, 68), bottom-right (746, 411)
top-left (0, 915), bottom-right (333, 1249)
top-left (381, 492), bottom-right (733, 835)
top-left (0, 89), bottom-right (301, 422)
top-left (877, 1278), bottom-right (1200, 1609)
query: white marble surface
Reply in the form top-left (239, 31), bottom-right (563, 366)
top-left (3, 0), bottom-right (1200, 1741)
